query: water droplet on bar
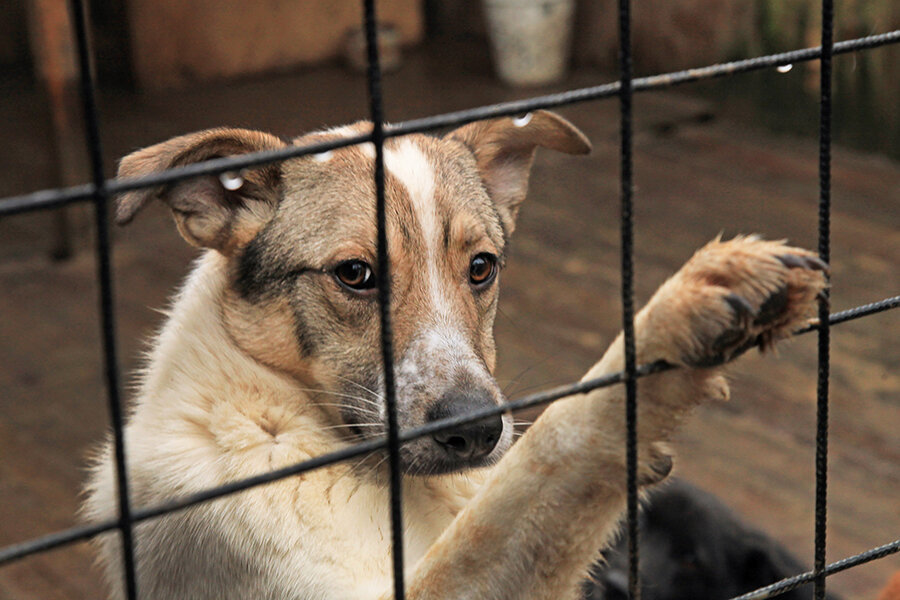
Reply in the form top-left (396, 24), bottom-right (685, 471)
top-left (777, 64), bottom-right (793, 73)
top-left (512, 113), bottom-right (533, 127)
top-left (219, 172), bottom-right (244, 191)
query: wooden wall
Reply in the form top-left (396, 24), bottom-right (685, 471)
top-left (127, 0), bottom-right (424, 89)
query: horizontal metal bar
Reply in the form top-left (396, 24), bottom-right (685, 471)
top-left (729, 538), bottom-right (900, 600)
top-left (1, 30), bottom-right (897, 218)
top-left (0, 520), bottom-right (117, 566)
top-left (803, 294), bottom-right (899, 330)
top-left (386, 30), bottom-right (900, 137)
top-left (0, 135), bottom-right (370, 218)
top-left (0, 183), bottom-right (96, 216)
top-left (0, 293), bottom-right (896, 566)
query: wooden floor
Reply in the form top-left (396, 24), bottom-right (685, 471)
top-left (0, 41), bottom-right (897, 599)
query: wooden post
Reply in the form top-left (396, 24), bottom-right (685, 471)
top-left (26, 0), bottom-right (92, 260)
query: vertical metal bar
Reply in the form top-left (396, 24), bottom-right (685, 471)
top-left (814, 0), bottom-right (833, 597)
top-left (67, 0), bottom-right (138, 598)
top-left (617, 0), bottom-right (639, 597)
top-left (361, 1), bottom-right (405, 598)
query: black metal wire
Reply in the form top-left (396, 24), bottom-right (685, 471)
top-left (67, 0), bottom-right (137, 597)
top-left (2, 31), bottom-right (898, 219)
top-left (814, 0), bottom-right (834, 597)
top-left (728, 538), bottom-right (900, 600)
top-left (797, 294), bottom-right (900, 332)
top-left (616, 0), bottom-right (640, 596)
top-left (361, 1), bottom-right (405, 597)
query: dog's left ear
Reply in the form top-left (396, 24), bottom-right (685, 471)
top-left (115, 128), bottom-right (286, 255)
top-left (447, 110), bottom-right (590, 234)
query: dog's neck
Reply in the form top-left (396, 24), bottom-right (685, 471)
top-left (136, 251), bottom-right (300, 410)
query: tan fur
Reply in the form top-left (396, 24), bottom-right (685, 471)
top-left (84, 112), bottom-right (826, 599)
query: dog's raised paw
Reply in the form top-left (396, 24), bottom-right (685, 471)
top-left (645, 236), bottom-right (828, 368)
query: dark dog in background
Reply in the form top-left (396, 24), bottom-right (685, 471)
top-left (586, 479), bottom-right (842, 600)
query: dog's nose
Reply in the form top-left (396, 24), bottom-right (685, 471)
top-left (427, 390), bottom-right (504, 461)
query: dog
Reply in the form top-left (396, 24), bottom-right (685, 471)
top-left (585, 479), bottom-right (842, 600)
top-left (83, 110), bottom-right (827, 599)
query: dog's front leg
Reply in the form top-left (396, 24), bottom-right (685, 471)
top-left (392, 237), bottom-right (826, 600)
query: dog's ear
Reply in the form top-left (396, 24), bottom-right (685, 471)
top-left (447, 110), bottom-right (590, 234)
top-left (115, 128), bottom-right (286, 255)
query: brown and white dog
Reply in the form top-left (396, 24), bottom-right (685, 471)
top-left (84, 111), bottom-right (827, 599)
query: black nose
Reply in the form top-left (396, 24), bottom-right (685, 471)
top-left (427, 390), bottom-right (504, 462)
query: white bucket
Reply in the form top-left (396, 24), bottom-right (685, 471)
top-left (483, 0), bottom-right (576, 87)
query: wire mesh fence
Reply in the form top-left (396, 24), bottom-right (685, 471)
top-left (0, 0), bottom-right (898, 598)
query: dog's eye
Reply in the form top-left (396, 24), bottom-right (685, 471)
top-left (469, 253), bottom-right (497, 287)
top-left (334, 260), bottom-right (375, 292)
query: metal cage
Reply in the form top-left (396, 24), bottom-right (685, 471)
top-left (0, 1), bottom-right (898, 599)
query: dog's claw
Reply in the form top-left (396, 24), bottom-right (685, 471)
top-left (777, 253), bottom-right (829, 273)
top-left (776, 254), bottom-right (806, 269)
top-left (806, 255), bottom-right (829, 272)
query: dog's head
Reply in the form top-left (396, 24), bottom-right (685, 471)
top-left (116, 111), bottom-right (590, 476)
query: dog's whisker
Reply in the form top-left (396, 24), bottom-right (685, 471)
top-left (325, 451), bottom-right (384, 497)
top-left (310, 403), bottom-right (382, 421)
top-left (309, 400), bottom-right (379, 412)
top-left (292, 386), bottom-right (384, 407)
top-left (346, 454), bottom-right (391, 499)
top-left (362, 454), bottom-right (390, 479)
top-left (327, 392), bottom-right (384, 409)
top-left (304, 397), bottom-right (383, 413)
top-left (332, 374), bottom-right (383, 400)
top-left (317, 423), bottom-right (385, 431)
top-left (346, 396), bottom-right (384, 409)
top-left (500, 357), bottom-right (558, 397)
top-left (406, 452), bottom-right (424, 477)
top-left (329, 387), bottom-right (385, 407)
top-left (505, 377), bottom-right (573, 400)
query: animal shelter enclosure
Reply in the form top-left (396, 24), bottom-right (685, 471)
top-left (0, 0), bottom-right (898, 598)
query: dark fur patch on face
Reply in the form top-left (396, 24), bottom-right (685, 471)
top-left (229, 225), bottom-right (327, 359)
top-left (290, 306), bottom-right (318, 357)
top-left (234, 235), bottom-right (271, 300)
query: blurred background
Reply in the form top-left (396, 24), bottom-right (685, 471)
top-left (0, 1), bottom-right (897, 598)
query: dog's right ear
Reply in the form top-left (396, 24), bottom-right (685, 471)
top-left (115, 128), bottom-right (286, 255)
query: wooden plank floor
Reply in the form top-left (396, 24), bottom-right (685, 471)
top-left (0, 40), bottom-right (897, 598)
